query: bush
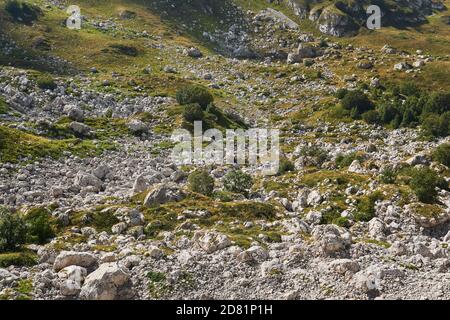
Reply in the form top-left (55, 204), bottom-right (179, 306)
top-left (36, 75), bottom-right (57, 90)
top-left (0, 251), bottom-right (37, 268)
top-left (335, 88), bottom-right (349, 99)
top-left (0, 208), bottom-right (27, 253)
top-left (380, 167), bottom-right (397, 184)
top-left (354, 192), bottom-right (384, 222)
top-left (433, 143), bottom-right (450, 167)
top-left (424, 92), bottom-right (450, 115)
top-left (278, 157), bottom-right (295, 175)
top-left (335, 152), bottom-right (362, 168)
top-left (421, 114), bottom-right (448, 138)
top-left (362, 110), bottom-right (381, 125)
top-left (5, 0), bottom-right (41, 24)
top-left (188, 169), bottom-right (215, 196)
top-left (409, 167), bottom-right (445, 203)
top-left (399, 82), bottom-right (421, 97)
top-left (24, 208), bottom-right (56, 244)
top-left (300, 146), bottom-right (329, 166)
top-left (223, 169), bottom-right (253, 195)
top-left (183, 103), bottom-right (204, 122)
top-left (176, 85), bottom-right (214, 109)
top-left (341, 90), bottom-right (374, 119)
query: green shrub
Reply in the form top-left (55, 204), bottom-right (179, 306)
top-left (335, 152), bottom-right (362, 168)
top-left (188, 169), bottom-right (214, 196)
top-left (362, 110), bottom-right (381, 125)
top-left (183, 103), bottom-right (204, 122)
top-left (354, 191), bottom-right (384, 222)
top-left (335, 88), bottom-right (349, 99)
top-left (304, 59), bottom-right (314, 67)
top-left (176, 85), bottom-right (214, 109)
top-left (341, 90), bottom-right (374, 119)
top-left (424, 92), bottom-right (450, 115)
top-left (5, 0), bottom-right (41, 24)
top-left (421, 114), bottom-right (448, 138)
top-left (380, 167), bottom-right (397, 184)
top-left (0, 251), bottom-right (37, 268)
top-left (36, 75), bottom-right (57, 90)
top-left (433, 143), bottom-right (450, 167)
top-left (278, 157), bottom-right (295, 175)
top-left (300, 146), bottom-right (329, 166)
top-left (0, 208), bottom-right (27, 252)
top-left (223, 169), bottom-right (253, 195)
top-left (24, 208), bottom-right (56, 244)
top-left (399, 82), bottom-right (421, 97)
top-left (409, 167), bottom-right (446, 203)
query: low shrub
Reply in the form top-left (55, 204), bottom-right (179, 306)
top-left (341, 90), bottom-right (374, 119)
top-left (0, 251), bottom-right (37, 268)
top-left (278, 157), bottom-right (295, 175)
top-left (36, 75), bottom-right (57, 90)
top-left (183, 103), bottom-right (204, 122)
top-left (24, 208), bottom-right (56, 244)
top-left (188, 169), bottom-right (215, 196)
top-left (300, 146), bottom-right (329, 166)
top-left (409, 167), bottom-right (446, 203)
top-left (5, 0), bottom-right (41, 24)
top-left (223, 169), bottom-right (253, 195)
top-left (433, 143), bottom-right (450, 167)
top-left (354, 191), bottom-right (384, 222)
top-left (176, 85), bottom-right (214, 109)
top-left (380, 167), bottom-right (397, 184)
top-left (0, 207), bottom-right (27, 253)
top-left (335, 152), bottom-right (362, 168)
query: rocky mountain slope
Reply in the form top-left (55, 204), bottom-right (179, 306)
top-left (0, 0), bottom-right (449, 300)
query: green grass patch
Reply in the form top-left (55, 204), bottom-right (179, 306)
top-left (0, 250), bottom-right (37, 268)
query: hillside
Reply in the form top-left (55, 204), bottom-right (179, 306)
top-left (0, 0), bottom-right (449, 301)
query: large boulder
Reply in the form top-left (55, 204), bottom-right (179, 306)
top-left (69, 122), bottom-right (94, 138)
top-left (312, 224), bottom-right (352, 255)
top-left (58, 266), bottom-right (87, 296)
top-left (193, 231), bottom-right (231, 254)
top-left (64, 104), bottom-right (84, 122)
top-left (74, 172), bottom-right (103, 192)
top-left (143, 183), bottom-right (184, 207)
top-left (80, 263), bottom-right (133, 300)
top-left (316, 5), bottom-right (359, 37)
top-left (53, 251), bottom-right (98, 272)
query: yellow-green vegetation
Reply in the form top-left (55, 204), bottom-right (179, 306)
top-left (0, 96), bottom-right (10, 114)
top-left (0, 125), bottom-right (115, 163)
top-left (0, 250), bottom-right (37, 268)
top-left (408, 203), bottom-right (445, 219)
top-left (16, 279), bottom-right (33, 300)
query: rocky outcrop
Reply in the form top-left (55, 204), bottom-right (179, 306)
top-left (80, 263), bottom-right (133, 300)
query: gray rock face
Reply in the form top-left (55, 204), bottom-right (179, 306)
top-left (312, 224), bottom-right (352, 255)
top-left (143, 184), bottom-right (184, 207)
top-left (80, 263), bottom-right (133, 300)
top-left (127, 119), bottom-right (148, 134)
top-left (193, 231), bottom-right (231, 254)
top-left (255, 8), bottom-right (299, 29)
top-left (58, 266), bottom-right (87, 296)
top-left (64, 104), bottom-right (84, 122)
top-left (69, 121), bottom-right (93, 137)
top-left (74, 172), bottom-right (103, 192)
top-left (132, 175), bottom-right (150, 194)
top-left (184, 47), bottom-right (203, 58)
top-left (53, 251), bottom-right (98, 272)
top-left (317, 6), bottom-right (358, 37)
